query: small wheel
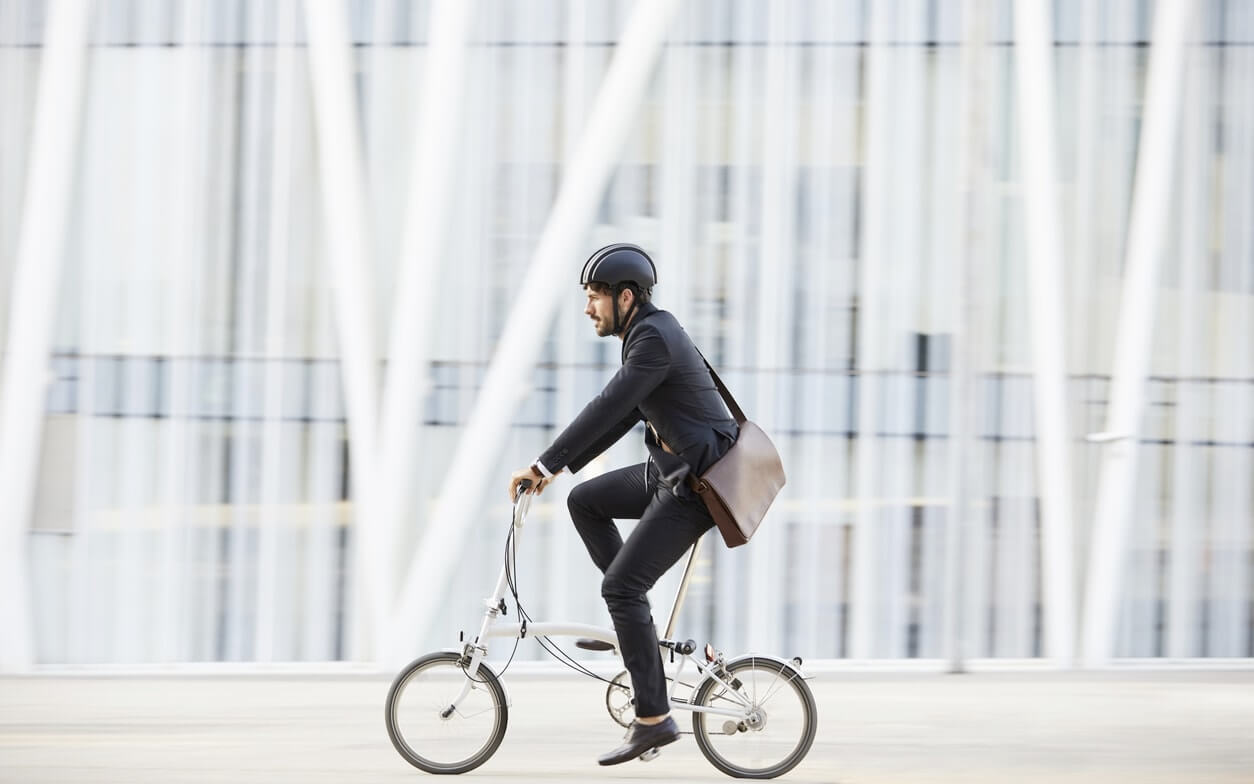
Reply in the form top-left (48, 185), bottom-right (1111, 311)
top-left (691, 656), bottom-right (817, 779)
top-left (605, 669), bottom-right (636, 728)
top-left (385, 651), bottom-right (508, 774)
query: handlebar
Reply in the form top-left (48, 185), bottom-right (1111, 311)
top-left (512, 479), bottom-right (534, 526)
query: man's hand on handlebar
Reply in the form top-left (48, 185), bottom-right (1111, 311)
top-left (508, 465), bottom-right (561, 501)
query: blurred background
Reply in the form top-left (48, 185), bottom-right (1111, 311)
top-left (0, 0), bottom-right (1250, 674)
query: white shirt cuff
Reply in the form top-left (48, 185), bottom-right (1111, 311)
top-left (533, 458), bottom-right (554, 478)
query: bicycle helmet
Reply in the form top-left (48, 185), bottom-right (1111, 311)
top-left (580, 243), bottom-right (657, 335)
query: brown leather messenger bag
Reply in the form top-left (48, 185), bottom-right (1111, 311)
top-left (686, 354), bottom-right (787, 548)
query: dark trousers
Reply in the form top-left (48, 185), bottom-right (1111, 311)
top-left (566, 462), bottom-right (714, 718)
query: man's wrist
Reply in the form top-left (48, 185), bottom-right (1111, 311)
top-left (531, 459), bottom-right (554, 478)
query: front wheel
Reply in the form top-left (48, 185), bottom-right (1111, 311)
top-left (691, 656), bottom-right (817, 779)
top-left (385, 651), bottom-right (508, 774)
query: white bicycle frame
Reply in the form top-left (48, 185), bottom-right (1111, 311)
top-left (450, 489), bottom-right (756, 722)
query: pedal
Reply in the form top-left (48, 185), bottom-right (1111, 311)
top-left (639, 747), bottom-right (660, 762)
top-left (575, 638), bottom-right (615, 652)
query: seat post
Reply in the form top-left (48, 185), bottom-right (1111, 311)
top-left (663, 539), bottom-right (702, 639)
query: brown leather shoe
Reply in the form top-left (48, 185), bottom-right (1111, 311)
top-left (597, 716), bottom-right (681, 766)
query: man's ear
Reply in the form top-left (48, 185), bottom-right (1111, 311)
top-left (619, 287), bottom-right (635, 308)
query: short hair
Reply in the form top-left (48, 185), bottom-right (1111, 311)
top-left (586, 280), bottom-right (652, 304)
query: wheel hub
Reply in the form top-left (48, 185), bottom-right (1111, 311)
top-left (744, 708), bottom-right (767, 731)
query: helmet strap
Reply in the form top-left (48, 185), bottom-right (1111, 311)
top-left (610, 285), bottom-right (640, 336)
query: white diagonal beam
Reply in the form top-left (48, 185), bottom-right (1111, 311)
top-left (389, 0), bottom-right (682, 663)
top-left (303, 0), bottom-right (388, 660)
top-left (1013, 0), bottom-right (1077, 667)
top-left (1082, 0), bottom-right (1193, 667)
top-left (374, 0), bottom-right (476, 655)
top-left (0, 0), bottom-right (93, 673)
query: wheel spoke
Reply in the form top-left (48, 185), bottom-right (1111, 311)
top-left (757, 665), bottom-right (803, 708)
top-left (453, 703), bottom-right (502, 721)
top-left (751, 660), bottom-right (759, 706)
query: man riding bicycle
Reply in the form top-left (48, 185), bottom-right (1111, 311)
top-left (509, 243), bottom-right (738, 766)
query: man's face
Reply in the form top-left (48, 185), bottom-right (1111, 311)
top-left (584, 285), bottom-right (628, 337)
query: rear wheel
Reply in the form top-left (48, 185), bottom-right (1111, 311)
top-left (691, 656), bottom-right (817, 779)
top-left (385, 651), bottom-right (508, 774)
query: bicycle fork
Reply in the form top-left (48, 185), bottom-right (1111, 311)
top-left (440, 558), bottom-right (515, 717)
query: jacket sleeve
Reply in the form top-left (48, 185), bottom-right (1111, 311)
top-left (537, 324), bottom-right (670, 474)
top-left (562, 411), bottom-right (641, 474)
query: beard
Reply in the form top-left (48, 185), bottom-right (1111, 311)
top-left (593, 318), bottom-right (614, 337)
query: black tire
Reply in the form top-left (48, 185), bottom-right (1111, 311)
top-left (691, 656), bottom-right (817, 779)
top-left (385, 651), bottom-right (508, 774)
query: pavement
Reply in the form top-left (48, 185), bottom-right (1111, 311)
top-left (2, 669), bottom-right (1253, 783)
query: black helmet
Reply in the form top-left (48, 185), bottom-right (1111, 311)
top-left (580, 243), bottom-right (657, 335)
top-left (580, 243), bottom-right (657, 292)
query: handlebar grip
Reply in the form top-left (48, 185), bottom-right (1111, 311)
top-left (519, 478), bottom-right (533, 491)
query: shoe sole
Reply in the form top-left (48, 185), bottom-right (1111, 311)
top-left (598, 730), bottom-right (681, 766)
top-left (640, 731), bottom-right (681, 760)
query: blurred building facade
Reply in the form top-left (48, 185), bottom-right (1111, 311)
top-left (0, 0), bottom-right (1251, 668)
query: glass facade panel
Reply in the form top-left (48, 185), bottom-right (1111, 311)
top-left (1, 0), bottom-right (1251, 665)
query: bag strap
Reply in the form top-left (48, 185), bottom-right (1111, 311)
top-left (693, 346), bottom-right (746, 425)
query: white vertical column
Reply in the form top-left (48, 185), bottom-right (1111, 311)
top-left (224, 0), bottom-right (269, 663)
top-left (157, 0), bottom-right (209, 663)
top-left (196, 1), bottom-right (243, 661)
top-left (919, 30), bottom-right (961, 659)
top-left (1166, 39), bottom-right (1211, 659)
top-left (881, 4), bottom-right (926, 660)
top-left (115, 0), bottom-right (167, 664)
top-left (375, 0), bottom-right (476, 650)
top-left (1082, 0), bottom-right (1193, 667)
top-left (1013, 0), bottom-right (1077, 667)
top-left (390, 0), bottom-right (682, 662)
top-left (1068, 0), bottom-right (1100, 385)
top-left (827, 17), bottom-right (863, 659)
top-left (656, 2), bottom-right (695, 327)
top-left (0, 0), bottom-right (93, 672)
top-left (364, 0), bottom-right (399, 239)
top-left (306, 351), bottom-right (346, 660)
top-left (1065, 0), bottom-right (1103, 621)
top-left (945, 0), bottom-right (990, 671)
top-left (303, 0), bottom-right (386, 660)
top-left (746, 0), bottom-right (798, 655)
top-left (702, 4), bottom-right (738, 653)
top-left (713, 0), bottom-right (756, 655)
top-left (798, 0), bottom-right (844, 659)
top-left (256, 0), bottom-right (300, 662)
top-left (850, 0), bottom-right (893, 660)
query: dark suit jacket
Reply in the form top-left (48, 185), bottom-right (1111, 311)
top-left (538, 302), bottom-right (738, 491)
